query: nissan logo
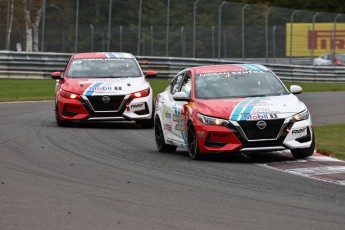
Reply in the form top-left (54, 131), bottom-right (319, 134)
top-left (102, 96), bottom-right (111, 103)
top-left (256, 120), bottom-right (267, 130)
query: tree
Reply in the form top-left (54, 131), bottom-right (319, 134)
top-left (22, 0), bottom-right (45, 52)
top-left (5, 0), bottom-right (15, 50)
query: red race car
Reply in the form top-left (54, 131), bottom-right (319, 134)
top-left (51, 52), bottom-right (156, 127)
top-left (154, 64), bottom-right (314, 160)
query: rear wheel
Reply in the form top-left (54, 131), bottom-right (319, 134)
top-left (187, 123), bottom-right (202, 160)
top-left (291, 131), bottom-right (315, 159)
top-left (154, 117), bottom-right (177, 153)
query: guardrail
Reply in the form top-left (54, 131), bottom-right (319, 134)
top-left (0, 51), bottom-right (345, 82)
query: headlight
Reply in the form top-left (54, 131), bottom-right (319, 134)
top-left (60, 89), bottom-right (81, 100)
top-left (130, 87), bottom-right (150, 99)
top-left (292, 109), bottom-right (309, 121)
top-left (197, 113), bottom-right (229, 126)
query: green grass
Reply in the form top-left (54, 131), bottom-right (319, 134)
top-left (314, 124), bottom-right (345, 160)
top-left (148, 79), bottom-right (170, 97)
top-left (0, 78), bottom-right (344, 160)
top-left (0, 79), bottom-right (56, 102)
top-left (283, 82), bottom-right (345, 92)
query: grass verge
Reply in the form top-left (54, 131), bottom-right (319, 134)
top-left (0, 78), bottom-right (344, 160)
top-left (314, 124), bottom-right (345, 160)
top-left (0, 79), bottom-right (55, 102)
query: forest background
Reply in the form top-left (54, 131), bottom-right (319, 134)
top-left (0, 0), bottom-right (344, 58)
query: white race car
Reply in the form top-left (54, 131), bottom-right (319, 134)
top-left (154, 64), bottom-right (315, 160)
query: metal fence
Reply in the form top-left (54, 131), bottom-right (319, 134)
top-left (1, 0), bottom-right (345, 64)
top-left (1, 51), bottom-right (345, 82)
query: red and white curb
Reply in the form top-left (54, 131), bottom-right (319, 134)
top-left (258, 152), bottom-right (345, 186)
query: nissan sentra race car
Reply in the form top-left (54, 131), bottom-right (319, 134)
top-left (154, 64), bottom-right (315, 160)
top-left (51, 52), bottom-right (156, 128)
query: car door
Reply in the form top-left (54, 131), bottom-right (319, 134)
top-left (165, 71), bottom-right (191, 147)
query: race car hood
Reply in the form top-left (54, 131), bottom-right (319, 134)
top-left (60, 77), bottom-right (150, 96)
top-left (195, 94), bottom-right (307, 121)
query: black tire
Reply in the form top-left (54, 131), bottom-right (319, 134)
top-left (291, 130), bottom-right (315, 159)
top-left (136, 116), bottom-right (154, 129)
top-left (154, 117), bottom-right (177, 153)
top-left (136, 101), bottom-right (155, 129)
top-left (187, 123), bottom-right (202, 160)
top-left (55, 105), bottom-right (69, 127)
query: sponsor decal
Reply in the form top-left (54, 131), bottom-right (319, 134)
top-left (130, 103), bottom-right (145, 112)
top-left (230, 97), bottom-right (278, 121)
top-left (286, 23), bottom-right (345, 56)
top-left (166, 140), bottom-right (175, 145)
top-left (198, 70), bottom-right (264, 78)
top-left (164, 124), bottom-right (172, 131)
top-left (88, 86), bottom-right (122, 91)
top-left (161, 105), bottom-right (166, 121)
top-left (173, 114), bottom-right (185, 131)
top-left (175, 124), bottom-right (184, 131)
top-left (292, 128), bottom-right (307, 135)
top-left (291, 127), bottom-right (307, 138)
top-left (84, 82), bottom-right (124, 96)
top-left (173, 114), bottom-right (181, 122)
top-left (165, 111), bottom-right (172, 119)
top-left (174, 102), bottom-right (188, 145)
top-left (243, 114), bottom-right (278, 120)
top-left (250, 107), bottom-right (271, 114)
top-left (88, 86), bottom-right (113, 91)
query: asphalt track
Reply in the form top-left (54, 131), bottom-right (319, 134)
top-left (0, 92), bottom-right (344, 230)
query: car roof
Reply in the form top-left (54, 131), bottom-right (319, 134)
top-left (72, 52), bottom-right (134, 59)
top-left (191, 64), bottom-right (269, 75)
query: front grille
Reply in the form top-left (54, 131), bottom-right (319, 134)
top-left (86, 95), bottom-right (126, 111)
top-left (240, 137), bottom-right (285, 148)
top-left (226, 119), bottom-right (294, 149)
top-left (237, 119), bottom-right (285, 140)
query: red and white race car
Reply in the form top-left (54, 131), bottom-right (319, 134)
top-left (154, 64), bottom-right (315, 160)
top-left (51, 52), bottom-right (156, 127)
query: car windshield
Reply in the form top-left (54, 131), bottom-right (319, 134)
top-left (195, 70), bottom-right (289, 99)
top-left (66, 58), bottom-right (141, 78)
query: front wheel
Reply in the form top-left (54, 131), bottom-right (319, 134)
top-left (136, 101), bottom-right (155, 129)
top-left (187, 123), bottom-right (202, 160)
top-left (136, 117), bottom-right (154, 129)
top-left (55, 105), bottom-right (69, 127)
top-left (291, 131), bottom-right (315, 159)
top-left (154, 117), bottom-right (176, 153)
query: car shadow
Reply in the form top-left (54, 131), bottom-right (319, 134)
top-left (174, 149), bottom-right (296, 164)
top-left (52, 120), bottom-right (150, 130)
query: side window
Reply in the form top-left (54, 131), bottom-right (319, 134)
top-left (180, 74), bottom-right (191, 97)
top-left (170, 74), bottom-right (184, 95)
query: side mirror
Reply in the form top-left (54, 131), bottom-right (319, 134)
top-left (290, 85), bottom-right (302, 94)
top-left (173, 92), bottom-right (190, 101)
top-left (145, 70), bottom-right (157, 78)
top-left (51, 71), bottom-right (62, 79)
